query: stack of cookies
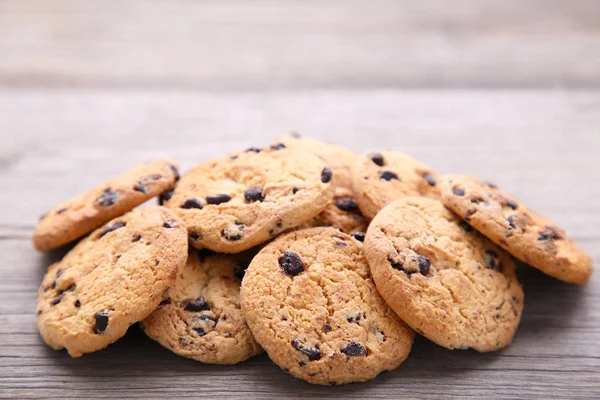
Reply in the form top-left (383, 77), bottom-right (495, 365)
top-left (33, 135), bottom-right (594, 385)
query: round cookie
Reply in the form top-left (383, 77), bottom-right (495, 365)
top-left (241, 227), bottom-right (414, 386)
top-left (36, 206), bottom-right (188, 357)
top-left (364, 197), bottom-right (524, 352)
top-left (33, 159), bottom-right (180, 252)
top-left (300, 193), bottom-right (369, 235)
top-left (439, 175), bottom-right (593, 286)
top-left (164, 145), bottom-right (334, 253)
top-left (141, 249), bottom-right (263, 364)
top-left (351, 151), bottom-right (440, 219)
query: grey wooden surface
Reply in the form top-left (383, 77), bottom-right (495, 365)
top-left (1, 1), bottom-right (600, 399)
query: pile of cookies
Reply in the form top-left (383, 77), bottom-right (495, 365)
top-left (33, 135), bottom-right (594, 386)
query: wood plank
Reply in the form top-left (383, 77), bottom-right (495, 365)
top-left (0, 0), bottom-right (599, 89)
top-left (0, 89), bottom-right (599, 399)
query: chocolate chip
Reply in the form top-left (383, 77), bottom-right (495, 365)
top-left (453, 188), bottom-right (465, 196)
top-left (416, 255), bottom-right (431, 275)
top-left (279, 252), bottom-right (304, 276)
top-left (323, 324), bottom-right (332, 333)
top-left (334, 241), bottom-right (347, 246)
top-left (230, 155), bottom-right (239, 160)
top-left (459, 220), bottom-right (473, 232)
top-left (485, 250), bottom-right (499, 270)
top-left (370, 152), bottom-right (385, 166)
top-left (169, 164), bottom-right (180, 182)
top-left (245, 147), bottom-right (262, 153)
top-left (423, 174), bottom-right (437, 187)
top-left (499, 195), bottom-right (518, 210)
top-left (321, 167), bottom-right (333, 183)
top-left (538, 233), bottom-right (553, 241)
top-left (50, 293), bottom-right (64, 306)
top-left (389, 258), bottom-right (404, 272)
top-left (181, 198), bottom-right (203, 209)
top-left (98, 221), bottom-right (126, 239)
top-left (291, 339), bottom-right (322, 361)
top-left (484, 181), bottom-right (498, 189)
top-left (94, 311), bottom-right (109, 334)
top-left (351, 232), bottom-right (365, 242)
top-left (379, 170), bottom-right (399, 181)
top-left (96, 188), bottom-right (119, 207)
top-left (270, 143), bottom-right (286, 150)
top-left (464, 208), bottom-right (476, 220)
top-left (335, 197), bottom-right (359, 212)
top-left (222, 226), bottom-right (243, 241)
top-left (192, 327), bottom-right (207, 336)
top-left (56, 207), bottom-right (68, 215)
top-left (206, 194), bottom-right (231, 205)
top-left (190, 232), bottom-right (202, 241)
top-left (133, 183), bottom-right (146, 193)
top-left (292, 186), bottom-right (299, 194)
top-left (346, 311), bottom-right (364, 323)
top-left (507, 215), bottom-right (517, 229)
top-left (163, 220), bottom-right (175, 228)
top-left (543, 225), bottom-right (563, 240)
top-left (234, 263), bottom-right (249, 281)
top-left (375, 328), bottom-right (387, 342)
top-left (185, 297), bottom-right (210, 312)
top-left (74, 300), bottom-right (81, 308)
top-left (159, 188), bottom-right (174, 205)
top-left (341, 341), bottom-right (367, 357)
top-left (244, 187), bottom-right (264, 202)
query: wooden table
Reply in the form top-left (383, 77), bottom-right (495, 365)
top-left (1, 1), bottom-right (599, 399)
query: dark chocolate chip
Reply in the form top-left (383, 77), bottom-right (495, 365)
top-left (133, 183), bottom-right (146, 193)
top-left (185, 297), bottom-right (210, 312)
top-left (222, 227), bottom-right (243, 241)
top-left (538, 233), bottom-right (552, 241)
top-left (98, 221), bottom-right (126, 239)
top-left (94, 311), bottom-right (109, 334)
top-left (96, 188), bottom-right (119, 207)
top-left (389, 258), bottom-right (404, 272)
top-left (279, 252), bottom-right (304, 276)
top-left (50, 293), bottom-right (64, 306)
top-left (230, 155), bottom-right (239, 160)
top-left (505, 199), bottom-right (518, 210)
top-left (181, 198), bottom-right (203, 209)
top-left (484, 181), bottom-right (498, 189)
top-left (379, 170), bottom-right (399, 181)
top-left (321, 167), bottom-right (333, 183)
top-left (507, 215), bottom-right (517, 229)
top-left (370, 152), bottom-right (385, 166)
top-left (169, 164), bottom-right (180, 182)
top-left (335, 197), bottom-right (359, 212)
top-left (270, 143), bottom-right (286, 150)
top-left (163, 220), bottom-right (175, 228)
top-left (423, 174), bottom-right (437, 187)
top-left (245, 147), bottom-right (262, 153)
top-left (56, 207), bottom-right (68, 215)
top-left (234, 262), bottom-right (249, 281)
top-left (416, 255), bottom-right (431, 275)
top-left (74, 300), bottom-right (81, 308)
top-left (190, 231), bottom-right (202, 241)
top-left (323, 324), bottom-right (332, 333)
top-left (244, 187), bottom-right (264, 202)
top-left (453, 188), bottom-right (465, 196)
top-left (292, 186), bottom-right (299, 194)
top-left (543, 225), bottom-right (563, 240)
top-left (192, 327), bottom-right (207, 336)
top-left (485, 250), bottom-right (499, 269)
top-left (206, 194), bottom-right (231, 205)
top-left (159, 188), bottom-right (174, 205)
top-left (291, 339), bottom-right (322, 361)
top-left (199, 314), bottom-right (218, 324)
top-left (341, 341), bottom-right (367, 357)
top-left (351, 232), bottom-right (365, 242)
top-left (346, 311), bottom-right (364, 323)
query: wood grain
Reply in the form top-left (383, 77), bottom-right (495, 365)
top-left (0, 89), bottom-right (599, 399)
top-left (1, 0), bottom-right (600, 89)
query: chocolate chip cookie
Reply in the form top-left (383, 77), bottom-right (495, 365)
top-left (439, 175), bottom-right (593, 285)
top-left (33, 159), bottom-right (180, 251)
top-left (36, 206), bottom-right (188, 357)
top-left (364, 197), bottom-right (524, 352)
top-left (299, 193), bottom-right (369, 235)
top-left (351, 151), bottom-right (440, 219)
top-left (241, 227), bottom-right (414, 385)
top-left (163, 145), bottom-right (334, 253)
top-left (141, 249), bottom-right (263, 364)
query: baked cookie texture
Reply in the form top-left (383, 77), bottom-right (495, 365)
top-left (141, 249), bottom-right (263, 364)
top-left (364, 197), bottom-right (524, 352)
top-left (33, 159), bottom-right (180, 252)
top-left (351, 151), bottom-right (440, 219)
top-left (439, 175), bottom-right (593, 285)
top-left (164, 145), bottom-right (334, 253)
top-left (241, 227), bottom-right (414, 385)
top-left (36, 206), bottom-right (188, 357)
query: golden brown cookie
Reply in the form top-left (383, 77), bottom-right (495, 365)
top-left (36, 206), bottom-right (188, 357)
top-left (241, 227), bottom-right (414, 385)
top-left (364, 197), bottom-right (524, 352)
top-left (439, 175), bottom-right (593, 285)
top-left (351, 151), bottom-right (440, 219)
top-left (33, 159), bottom-right (180, 251)
top-left (141, 249), bottom-right (263, 364)
top-left (164, 145), bottom-right (334, 253)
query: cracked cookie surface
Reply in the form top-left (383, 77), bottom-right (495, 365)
top-left (364, 197), bottom-right (524, 352)
top-left (351, 151), bottom-right (440, 219)
top-left (36, 206), bottom-right (188, 357)
top-left (164, 145), bottom-right (334, 253)
top-left (439, 175), bottom-right (593, 285)
top-left (240, 227), bottom-right (414, 385)
top-left (33, 159), bottom-right (180, 251)
top-left (141, 249), bottom-right (263, 364)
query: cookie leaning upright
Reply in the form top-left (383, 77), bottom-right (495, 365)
top-left (141, 249), bottom-right (263, 365)
top-left (164, 145), bottom-right (334, 253)
top-left (439, 175), bottom-right (593, 285)
top-left (36, 206), bottom-right (188, 357)
top-left (33, 159), bottom-right (180, 251)
top-left (351, 151), bottom-right (440, 219)
top-left (364, 197), bottom-right (524, 352)
top-left (241, 227), bottom-right (414, 386)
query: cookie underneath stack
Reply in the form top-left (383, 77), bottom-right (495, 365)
top-left (33, 136), bottom-right (593, 385)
